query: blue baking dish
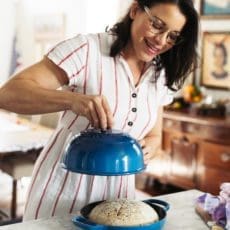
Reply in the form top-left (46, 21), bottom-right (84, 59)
top-left (72, 199), bottom-right (169, 230)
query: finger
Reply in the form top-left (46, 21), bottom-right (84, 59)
top-left (142, 146), bottom-right (150, 155)
top-left (139, 139), bottom-right (146, 148)
top-left (144, 158), bottom-right (151, 165)
top-left (102, 95), bottom-right (114, 128)
top-left (144, 154), bottom-right (149, 164)
top-left (85, 112), bottom-right (94, 128)
top-left (89, 103), bottom-right (100, 128)
top-left (94, 96), bottom-right (107, 129)
top-left (144, 153), bottom-right (152, 164)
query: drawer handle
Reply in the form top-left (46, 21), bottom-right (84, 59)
top-left (221, 153), bottom-right (230, 162)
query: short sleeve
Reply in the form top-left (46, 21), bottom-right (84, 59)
top-left (157, 70), bottom-right (175, 106)
top-left (46, 34), bottom-right (88, 86)
top-left (160, 86), bottom-right (174, 106)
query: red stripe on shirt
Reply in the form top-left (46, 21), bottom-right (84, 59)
top-left (46, 38), bottom-right (71, 56)
top-left (69, 65), bottom-right (86, 79)
top-left (60, 111), bottom-right (67, 120)
top-left (35, 146), bottom-right (65, 219)
top-left (125, 176), bottom-right (129, 198)
top-left (61, 88), bottom-right (75, 121)
top-left (68, 122), bottom-right (90, 213)
top-left (117, 176), bottom-right (123, 198)
top-left (86, 176), bottom-right (95, 203)
top-left (121, 85), bottom-right (132, 130)
top-left (68, 40), bottom-right (89, 131)
top-left (24, 128), bottom-right (63, 212)
top-left (58, 43), bottom-right (87, 66)
top-left (34, 117), bottom-right (87, 218)
top-left (98, 34), bottom-right (103, 95)
top-left (51, 171), bottom-right (70, 216)
top-left (112, 58), bottom-right (118, 116)
top-left (137, 85), bottom-right (151, 139)
top-left (67, 115), bottom-right (79, 130)
top-left (102, 177), bottom-right (108, 200)
top-left (69, 174), bottom-right (83, 213)
top-left (83, 40), bottom-right (89, 94)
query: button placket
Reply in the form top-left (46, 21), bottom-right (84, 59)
top-left (126, 91), bottom-right (138, 129)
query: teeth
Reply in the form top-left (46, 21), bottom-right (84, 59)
top-left (146, 40), bottom-right (158, 52)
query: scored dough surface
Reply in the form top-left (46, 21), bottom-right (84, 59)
top-left (88, 199), bottom-right (159, 226)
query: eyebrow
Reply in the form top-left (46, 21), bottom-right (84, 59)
top-left (149, 12), bottom-right (181, 34)
top-left (152, 15), bottom-right (182, 34)
top-left (154, 15), bottom-right (166, 26)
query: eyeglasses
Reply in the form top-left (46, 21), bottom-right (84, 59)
top-left (143, 6), bottom-right (184, 46)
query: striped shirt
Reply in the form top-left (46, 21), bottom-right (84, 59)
top-left (23, 32), bottom-right (173, 221)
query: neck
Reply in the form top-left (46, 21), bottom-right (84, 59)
top-left (121, 47), bottom-right (146, 86)
top-left (121, 44), bottom-right (145, 68)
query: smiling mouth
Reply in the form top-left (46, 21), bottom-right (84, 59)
top-left (144, 39), bottom-right (160, 55)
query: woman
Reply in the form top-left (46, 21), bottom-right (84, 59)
top-left (0, 0), bottom-right (198, 221)
top-left (211, 43), bottom-right (228, 79)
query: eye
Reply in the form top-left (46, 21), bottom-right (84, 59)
top-left (151, 18), bottom-right (165, 30)
top-left (168, 32), bottom-right (180, 41)
top-left (151, 21), bottom-right (163, 30)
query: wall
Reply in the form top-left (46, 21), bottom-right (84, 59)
top-left (194, 0), bottom-right (230, 101)
top-left (0, 0), bottom-right (132, 84)
top-left (0, 0), bottom-right (15, 83)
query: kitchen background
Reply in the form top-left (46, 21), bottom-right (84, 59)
top-left (0, 0), bottom-right (229, 226)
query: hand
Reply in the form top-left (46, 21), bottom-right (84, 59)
top-left (139, 136), bottom-right (161, 165)
top-left (71, 93), bottom-right (114, 129)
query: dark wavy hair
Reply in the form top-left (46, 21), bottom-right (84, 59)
top-left (109, 0), bottom-right (199, 91)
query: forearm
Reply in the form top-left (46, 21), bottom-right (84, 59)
top-left (0, 78), bottom-right (72, 114)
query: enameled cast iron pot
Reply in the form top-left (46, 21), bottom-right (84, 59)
top-left (62, 129), bottom-right (145, 175)
top-left (72, 199), bottom-right (169, 230)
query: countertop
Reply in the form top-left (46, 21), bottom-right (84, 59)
top-left (0, 189), bottom-right (208, 230)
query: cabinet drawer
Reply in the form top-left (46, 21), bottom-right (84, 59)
top-left (163, 119), bottom-right (181, 131)
top-left (183, 124), bottom-right (229, 143)
top-left (200, 167), bottom-right (230, 195)
top-left (201, 142), bottom-right (230, 169)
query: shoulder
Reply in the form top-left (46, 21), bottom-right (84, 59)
top-left (156, 69), bottom-right (167, 88)
top-left (85, 32), bottom-right (116, 57)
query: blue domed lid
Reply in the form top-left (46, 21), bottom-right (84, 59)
top-left (62, 129), bottom-right (145, 175)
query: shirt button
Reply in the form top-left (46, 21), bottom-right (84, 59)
top-left (128, 121), bottom-right (133, 126)
top-left (132, 108), bottom-right (137, 112)
top-left (132, 93), bottom-right (137, 98)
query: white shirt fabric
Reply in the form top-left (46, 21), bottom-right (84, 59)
top-left (23, 32), bottom-right (173, 221)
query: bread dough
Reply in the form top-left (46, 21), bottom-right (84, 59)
top-left (88, 199), bottom-right (159, 226)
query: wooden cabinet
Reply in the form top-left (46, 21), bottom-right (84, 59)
top-left (146, 110), bottom-right (230, 195)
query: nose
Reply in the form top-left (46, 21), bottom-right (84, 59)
top-left (154, 32), bottom-right (168, 46)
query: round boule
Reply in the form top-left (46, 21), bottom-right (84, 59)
top-left (88, 199), bottom-right (159, 226)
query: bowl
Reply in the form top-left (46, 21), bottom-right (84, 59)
top-left (72, 199), bottom-right (170, 230)
top-left (61, 129), bottom-right (145, 175)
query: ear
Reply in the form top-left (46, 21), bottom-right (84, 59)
top-left (129, 2), bottom-right (139, 20)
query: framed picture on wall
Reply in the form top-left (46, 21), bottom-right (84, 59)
top-left (201, 0), bottom-right (230, 18)
top-left (201, 32), bottom-right (230, 89)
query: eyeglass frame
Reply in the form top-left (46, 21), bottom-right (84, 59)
top-left (143, 6), bottom-right (184, 46)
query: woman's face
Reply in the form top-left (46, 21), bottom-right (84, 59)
top-left (214, 46), bottom-right (225, 68)
top-left (129, 3), bottom-right (186, 62)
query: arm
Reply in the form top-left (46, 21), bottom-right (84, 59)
top-left (0, 57), bottom-right (113, 129)
top-left (139, 107), bottom-right (163, 165)
top-left (0, 57), bottom-right (71, 114)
